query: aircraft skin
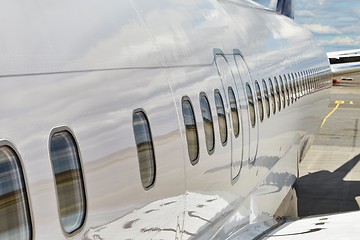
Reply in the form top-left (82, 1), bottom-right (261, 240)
top-left (0, 0), bottom-right (332, 239)
top-left (327, 49), bottom-right (360, 76)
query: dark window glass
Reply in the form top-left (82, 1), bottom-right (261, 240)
top-left (316, 69), bottom-right (318, 87)
top-left (255, 81), bottom-right (264, 122)
top-left (294, 73), bottom-right (300, 100)
top-left (312, 70), bottom-right (316, 90)
top-left (320, 70), bottom-right (323, 84)
top-left (284, 75), bottom-right (291, 106)
top-left (50, 131), bottom-right (86, 234)
top-left (293, 73), bottom-right (297, 99)
top-left (306, 71), bottom-right (309, 93)
top-left (268, 78), bottom-right (276, 114)
top-left (0, 146), bottom-right (32, 240)
top-left (200, 93), bottom-right (215, 154)
top-left (246, 83), bottom-right (256, 127)
top-left (296, 73), bottom-right (301, 98)
top-left (262, 79), bottom-right (270, 118)
top-left (304, 70), bottom-right (310, 93)
top-left (133, 112), bottom-right (157, 189)
top-left (316, 70), bottom-right (319, 89)
top-left (274, 77), bottom-right (281, 111)
top-left (298, 73), bottom-right (302, 98)
top-left (304, 71), bottom-right (307, 94)
top-left (301, 71), bottom-right (306, 95)
top-left (291, 73), bottom-right (296, 102)
top-left (321, 70), bottom-right (324, 88)
top-left (228, 87), bottom-right (240, 137)
top-left (299, 72), bottom-right (303, 95)
top-left (288, 74), bottom-right (294, 103)
top-left (306, 71), bottom-right (308, 89)
top-left (279, 75), bottom-right (286, 108)
top-left (214, 90), bottom-right (227, 145)
top-left (297, 72), bottom-right (301, 96)
top-left (182, 98), bottom-right (199, 164)
top-left (311, 70), bottom-right (315, 91)
top-left (313, 69), bottom-right (316, 90)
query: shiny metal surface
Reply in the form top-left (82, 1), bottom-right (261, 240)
top-left (0, 0), bottom-right (331, 239)
top-left (263, 211), bottom-right (360, 240)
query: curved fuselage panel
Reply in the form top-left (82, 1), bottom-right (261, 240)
top-left (0, 0), bottom-right (331, 239)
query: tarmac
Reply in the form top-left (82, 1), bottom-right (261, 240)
top-left (296, 72), bottom-right (360, 217)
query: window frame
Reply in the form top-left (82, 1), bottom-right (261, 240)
top-left (246, 83), bottom-right (256, 127)
top-left (268, 77), bottom-right (276, 114)
top-left (301, 71), bottom-right (306, 95)
top-left (255, 81), bottom-right (264, 122)
top-left (295, 72), bottom-right (301, 98)
top-left (313, 69), bottom-right (316, 91)
top-left (308, 70), bottom-right (311, 91)
top-left (284, 74), bottom-right (291, 106)
top-left (214, 89), bottom-right (228, 146)
top-left (0, 141), bottom-right (33, 240)
top-left (262, 79), bottom-right (271, 118)
top-left (288, 73), bottom-right (294, 104)
top-left (291, 73), bottom-right (297, 102)
top-left (181, 96), bottom-right (200, 165)
top-left (49, 127), bottom-right (87, 236)
top-left (228, 86), bottom-right (240, 138)
top-left (298, 72), bottom-right (304, 98)
top-left (305, 70), bottom-right (309, 93)
top-left (274, 76), bottom-right (281, 111)
top-left (132, 110), bottom-right (157, 190)
top-left (199, 92), bottom-right (215, 155)
top-left (279, 75), bottom-right (286, 108)
top-left (310, 69), bottom-right (313, 91)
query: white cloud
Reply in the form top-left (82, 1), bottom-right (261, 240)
top-left (302, 24), bottom-right (341, 34)
top-left (295, 0), bottom-right (360, 51)
top-left (318, 0), bottom-right (326, 6)
top-left (322, 37), bottom-right (360, 46)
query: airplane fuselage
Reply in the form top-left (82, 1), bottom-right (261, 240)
top-left (0, 0), bottom-right (331, 239)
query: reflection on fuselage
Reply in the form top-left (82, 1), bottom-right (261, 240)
top-left (83, 192), bottom-right (235, 240)
top-left (0, 0), bottom-right (332, 239)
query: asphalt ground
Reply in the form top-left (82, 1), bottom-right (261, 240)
top-left (296, 72), bottom-right (360, 217)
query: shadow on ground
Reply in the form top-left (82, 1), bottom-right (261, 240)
top-left (295, 154), bottom-right (360, 217)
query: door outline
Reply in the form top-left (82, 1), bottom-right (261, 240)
top-left (233, 49), bottom-right (259, 165)
top-left (213, 48), bottom-right (244, 181)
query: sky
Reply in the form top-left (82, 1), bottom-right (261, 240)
top-left (294, 0), bottom-right (360, 53)
top-left (254, 0), bottom-right (360, 53)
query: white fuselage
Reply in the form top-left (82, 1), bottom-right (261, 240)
top-left (0, 0), bottom-right (331, 239)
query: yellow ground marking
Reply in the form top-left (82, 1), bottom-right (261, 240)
top-left (321, 100), bottom-right (345, 128)
top-left (350, 101), bottom-right (354, 105)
